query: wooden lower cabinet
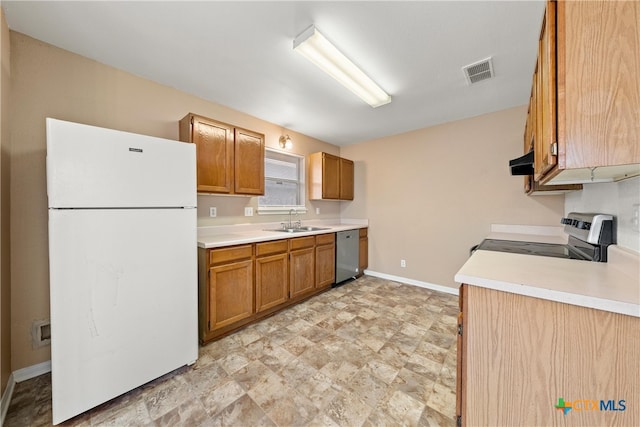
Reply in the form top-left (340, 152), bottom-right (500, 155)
top-left (315, 233), bottom-right (336, 289)
top-left (359, 228), bottom-right (368, 273)
top-left (457, 284), bottom-right (639, 426)
top-left (198, 228), bottom-right (367, 344)
top-left (201, 245), bottom-right (254, 342)
top-left (290, 236), bottom-right (316, 299)
top-left (255, 241), bottom-right (289, 313)
top-left (209, 260), bottom-right (254, 329)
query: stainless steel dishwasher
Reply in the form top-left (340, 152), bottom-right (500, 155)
top-left (335, 229), bottom-right (359, 284)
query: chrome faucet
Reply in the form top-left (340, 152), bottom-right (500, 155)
top-left (285, 209), bottom-right (301, 229)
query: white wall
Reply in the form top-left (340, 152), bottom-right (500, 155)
top-left (565, 176), bottom-right (640, 252)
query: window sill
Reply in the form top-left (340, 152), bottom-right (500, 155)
top-left (258, 206), bottom-right (308, 215)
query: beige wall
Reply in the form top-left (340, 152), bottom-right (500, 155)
top-left (1, 6), bottom-right (12, 394)
top-left (9, 31), bottom-right (340, 370)
top-left (340, 106), bottom-right (565, 289)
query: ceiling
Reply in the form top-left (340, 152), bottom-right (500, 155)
top-left (3, 1), bottom-right (546, 146)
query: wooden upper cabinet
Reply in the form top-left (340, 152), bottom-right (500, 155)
top-left (179, 113), bottom-right (265, 195)
top-left (534, 1), bottom-right (557, 181)
top-left (339, 158), bottom-right (354, 200)
top-left (525, 63), bottom-right (582, 195)
top-left (322, 153), bottom-right (340, 199)
top-left (524, 79), bottom-right (536, 194)
top-left (309, 152), bottom-right (355, 200)
top-left (234, 127), bottom-right (265, 195)
top-left (532, 0), bottom-right (640, 184)
top-left (180, 115), bottom-right (234, 193)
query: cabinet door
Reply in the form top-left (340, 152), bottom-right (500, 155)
top-left (456, 285), bottom-right (467, 427)
top-left (191, 116), bottom-right (234, 193)
top-left (256, 253), bottom-right (289, 312)
top-left (208, 260), bottom-right (254, 331)
top-left (534, 1), bottom-right (557, 181)
top-left (234, 128), bottom-right (265, 195)
top-left (339, 158), bottom-right (354, 200)
top-left (290, 248), bottom-right (315, 298)
top-left (322, 153), bottom-right (340, 199)
top-left (359, 237), bottom-right (368, 272)
top-left (315, 243), bottom-right (335, 289)
top-left (524, 73), bottom-right (536, 193)
top-left (559, 0), bottom-right (640, 170)
top-left (462, 285), bottom-right (640, 426)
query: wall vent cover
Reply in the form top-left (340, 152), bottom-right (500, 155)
top-left (462, 57), bottom-right (494, 85)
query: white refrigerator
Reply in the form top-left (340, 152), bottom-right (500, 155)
top-left (46, 118), bottom-right (198, 424)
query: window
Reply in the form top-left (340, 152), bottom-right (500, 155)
top-left (258, 149), bottom-right (306, 213)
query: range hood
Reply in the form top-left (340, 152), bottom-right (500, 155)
top-left (509, 150), bottom-right (534, 175)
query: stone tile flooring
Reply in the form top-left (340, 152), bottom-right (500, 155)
top-left (5, 276), bottom-right (459, 426)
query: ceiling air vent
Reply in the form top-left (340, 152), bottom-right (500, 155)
top-left (462, 57), bottom-right (494, 85)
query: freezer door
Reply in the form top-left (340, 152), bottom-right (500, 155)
top-left (48, 208), bottom-right (198, 424)
top-left (46, 118), bottom-right (196, 208)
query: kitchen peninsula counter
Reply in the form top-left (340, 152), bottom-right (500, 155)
top-left (197, 219), bottom-right (368, 248)
top-left (455, 225), bottom-right (640, 317)
top-left (456, 226), bottom-right (640, 427)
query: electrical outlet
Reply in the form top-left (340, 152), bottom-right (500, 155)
top-left (400, 259), bottom-right (406, 268)
top-left (632, 204), bottom-right (640, 232)
top-left (316, 207), bottom-right (320, 215)
top-left (244, 207), bottom-right (254, 216)
top-left (209, 207), bottom-right (217, 217)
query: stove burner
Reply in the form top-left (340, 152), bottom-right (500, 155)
top-left (475, 239), bottom-right (592, 261)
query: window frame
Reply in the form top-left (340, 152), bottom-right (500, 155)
top-left (258, 148), bottom-right (307, 214)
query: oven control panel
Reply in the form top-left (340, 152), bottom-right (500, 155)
top-left (562, 213), bottom-right (614, 245)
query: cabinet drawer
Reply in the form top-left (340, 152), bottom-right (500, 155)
top-left (209, 245), bottom-right (253, 265)
top-left (256, 240), bottom-right (288, 257)
top-left (290, 236), bottom-right (315, 251)
top-left (315, 233), bottom-right (335, 246)
top-left (359, 228), bottom-right (368, 238)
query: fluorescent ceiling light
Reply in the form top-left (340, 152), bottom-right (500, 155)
top-left (293, 25), bottom-right (391, 108)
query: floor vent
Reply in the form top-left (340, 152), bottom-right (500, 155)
top-left (462, 57), bottom-right (494, 85)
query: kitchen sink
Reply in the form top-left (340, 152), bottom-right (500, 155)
top-left (265, 226), bottom-right (330, 233)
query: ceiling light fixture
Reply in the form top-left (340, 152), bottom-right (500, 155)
top-left (293, 25), bottom-right (391, 108)
top-left (279, 135), bottom-right (293, 150)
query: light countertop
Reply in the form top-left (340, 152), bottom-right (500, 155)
top-left (455, 224), bottom-right (640, 317)
top-left (197, 219), bottom-right (368, 248)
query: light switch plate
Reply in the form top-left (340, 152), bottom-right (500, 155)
top-left (209, 207), bottom-right (217, 217)
top-left (244, 207), bottom-right (254, 216)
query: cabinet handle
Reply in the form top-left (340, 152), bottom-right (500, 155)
top-left (550, 142), bottom-right (558, 156)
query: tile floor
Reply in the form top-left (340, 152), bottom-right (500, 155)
top-left (5, 276), bottom-right (460, 427)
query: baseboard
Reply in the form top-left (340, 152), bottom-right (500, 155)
top-left (12, 360), bottom-right (51, 383)
top-left (364, 270), bottom-right (459, 296)
top-left (0, 373), bottom-right (16, 426)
